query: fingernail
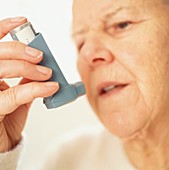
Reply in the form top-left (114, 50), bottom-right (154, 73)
top-left (45, 82), bottom-right (59, 88)
top-left (10, 17), bottom-right (27, 23)
top-left (36, 66), bottom-right (52, 75)
top-left (25, 46), bottom-right (43, 58)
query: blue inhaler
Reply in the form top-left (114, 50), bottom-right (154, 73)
top-left (10, 22), bottom-right (86, 109)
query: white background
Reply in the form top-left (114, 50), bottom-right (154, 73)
top-left (0, 0), bottom-right (101, 168)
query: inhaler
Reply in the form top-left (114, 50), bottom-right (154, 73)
top-left (10, 22), bottom-right (86, 109)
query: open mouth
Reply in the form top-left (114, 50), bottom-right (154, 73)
top-left (99, 83), bottom-right (128, 96)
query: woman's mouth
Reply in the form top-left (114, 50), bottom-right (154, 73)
top-left (98, 82), bottom-right (128, 96)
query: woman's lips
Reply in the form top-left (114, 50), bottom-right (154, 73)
top-left (98, 82), bottom-right (128, 97)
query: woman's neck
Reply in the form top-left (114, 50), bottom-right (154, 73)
top-left (123, 112), bottom-right (169, 170)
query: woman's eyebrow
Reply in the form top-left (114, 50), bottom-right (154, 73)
top-left (72, 27), bottom-right (88, 38)
top-left (101, 6), bottom-right (133, 21)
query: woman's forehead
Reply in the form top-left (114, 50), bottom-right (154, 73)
top-left (73, 0), bottom-right (163, 12)
top-left (72, 0), bottom-right (165, 22)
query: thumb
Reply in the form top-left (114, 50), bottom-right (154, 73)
top-left (0, 81), bottom-right (59, 115)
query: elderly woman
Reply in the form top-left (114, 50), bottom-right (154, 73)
top-left (0, 0), bottom-right (169, 169)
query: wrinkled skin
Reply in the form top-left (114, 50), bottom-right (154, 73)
top-left (72, 0), bottom-right (169, 169)
top-left (73, 0), bottom-right (169, 138)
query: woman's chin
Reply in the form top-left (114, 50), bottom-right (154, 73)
top-left (108, 126), bottom-right (144, 140)
top-left (106, 124), bottom-right (142, 140)
top-left (99, 110), bottom-right (150, 140)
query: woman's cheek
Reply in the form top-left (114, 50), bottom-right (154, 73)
top-left (77, 64), bottom-right (96, 108)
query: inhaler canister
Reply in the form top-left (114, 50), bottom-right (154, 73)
top-left (10, 22), bottom-right (36, 44)
top-left (10, 22), bottom-right (86, 109)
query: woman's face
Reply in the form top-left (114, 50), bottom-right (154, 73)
top-left (72, 0), bottom-right (169, 138)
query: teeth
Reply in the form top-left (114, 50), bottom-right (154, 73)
top-left (103, 85), bottom-right (116, 92)
top-left (100, 84), bottom-right (127, 95)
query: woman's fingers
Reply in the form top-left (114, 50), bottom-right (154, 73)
top-left (0, 17), bottom-right (43, 64)
top-left (0, 60), bottom-right (52, 80)
top-left (0, 16), bottom-right (59, 117)
top-left (0, 17), bottom-right (27, 39)
top-left (0, 41), bottom-right (43, 64)
top-left (0, 81), bottom-right (59, 115)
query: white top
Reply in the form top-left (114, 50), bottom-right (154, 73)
top-left (0, 126), bottom-right (135, 170)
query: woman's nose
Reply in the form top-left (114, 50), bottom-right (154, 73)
top-left (80, 42), bottom-right (114, 68)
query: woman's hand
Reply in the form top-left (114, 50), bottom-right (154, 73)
top-left (0, 17), bottom-right (59, 152)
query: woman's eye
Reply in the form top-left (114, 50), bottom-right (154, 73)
top-left (106, 21), bottom-right (133, 36)
top-left (114, 21), bottom-right (132, 30)
top-left (77, 42), bottom-right (84, 51)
